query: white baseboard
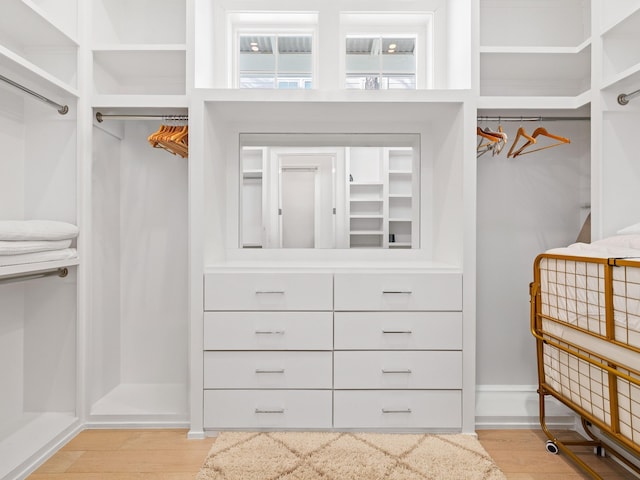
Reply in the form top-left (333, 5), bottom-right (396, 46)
top-left (475, 385), bottom-right (578, 430)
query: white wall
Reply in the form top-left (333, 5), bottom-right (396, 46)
top-left (476, 120), bottom-right (590, 386)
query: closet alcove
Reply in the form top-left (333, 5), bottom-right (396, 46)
top-left (88, 109), bottom-right (189, 426)
top-left (0, 85), bottom-right (78, 479)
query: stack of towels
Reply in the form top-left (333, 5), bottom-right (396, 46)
top-left (0, 220), bottom-right (79, 267)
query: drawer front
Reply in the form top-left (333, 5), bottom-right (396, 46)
top-left (334, 351), bottom-right (462, 389)
top-left (334, 312), bottom-right (462, 350)
top-left (204, 351), bottom-right (332, 389)
top-left (204, 390), bottom-right (332, 429)
top-left (204, 273), bottom-right (333, 311)
top-left (333, 390), bottom-right (462, 429)
top-left (334, 273), bottom-right (462, 311)
top-left (204, 312), bottom-right (333, 350)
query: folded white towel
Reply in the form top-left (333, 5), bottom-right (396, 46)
top-left (0, 239), bottom-right (72, 255)
top-left (0, 248), bottom-right (77, 267)
top-left (0, 220), bottom-right (79, 241)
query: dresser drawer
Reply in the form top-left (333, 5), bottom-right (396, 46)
top-left (204, 390), bottom-right (332, 429)
top-left (333, 390), bottom-right (462, 429)
top-left (334, 351), bottom-right (462, 389)
top-left (204, 351), bottom-right (332, 389)
top-left (204, 312), bottom-right (333, 350)
top-left (204, 272), bottom-right (333, 311)
top-left (334, 312), bottom-right (462, 350)
top-left (334, 273), bottom-right (462, 311)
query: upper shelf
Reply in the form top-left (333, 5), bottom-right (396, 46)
top-left (92, 0), bottom-right (186, 45)
top-left (601, 7), bottom-right (640, 90)
top-left (0, 0), bottom-right (78, 94)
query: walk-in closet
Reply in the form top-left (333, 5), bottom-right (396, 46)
top-left (2, 0), bottom-right (640, 478)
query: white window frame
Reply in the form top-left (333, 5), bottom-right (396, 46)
top-left (228, 13), bottom-right (319, 89)
top-left (340, 13), bottom-right (434, 90)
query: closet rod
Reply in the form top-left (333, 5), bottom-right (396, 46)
top-left (617, 88), bottom-right (640, 106)
top-left (0, 73), bottom-right (69, 115)
top-left (95, 112), bottom-right (188, 123)
top-left (477, 116), bottom-right (590, 122)
top-left (0, 267), bottom-right (68, 286)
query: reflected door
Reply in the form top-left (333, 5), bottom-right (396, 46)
top-left (280, 168), bottom-right (316, 248)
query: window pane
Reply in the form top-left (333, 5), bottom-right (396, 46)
top-left (239, 34), bottom-right (312, 89)
top-left (345, 35), bottom-right (416, 90)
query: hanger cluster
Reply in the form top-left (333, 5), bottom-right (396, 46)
top-left (148, 121), bottom-right (188, 158)
top-left (477, 123), bottom-right (570, 158)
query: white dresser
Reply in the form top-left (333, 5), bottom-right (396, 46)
top-left (203, 270), bottom-right (462, 431)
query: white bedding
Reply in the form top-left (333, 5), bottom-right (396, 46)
top-left (0, 248), bottom-right (77, 267)
top-left (0, 239), bottom-right (72, 255)
top-left (0, 220), bottom-right (78, 241)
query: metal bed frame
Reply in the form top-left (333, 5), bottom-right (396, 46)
top-left (531, 253), bottom-right (640, 479)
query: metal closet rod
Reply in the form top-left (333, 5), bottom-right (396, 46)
top-left (618, 88), bottom-right (640, 106)
top-left (95, 112), bottom-right (188, 123)
top-left (0, 73), bottom-right (69, 115)
top-left (0, 267), bottom-right (68, 286)
top-left (477, 116), bottom-right (590, 122)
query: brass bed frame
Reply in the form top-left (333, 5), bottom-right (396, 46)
top-left (531, 253), bottom-right (640, 479)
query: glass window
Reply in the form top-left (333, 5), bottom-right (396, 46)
top-left (345, 36), bottom-right (416, 90)
top-left (239, 34), bottom-right (313, 89)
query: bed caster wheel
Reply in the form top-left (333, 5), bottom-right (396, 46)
top-left (594, 446), bottom-right (606, 457)
top-left (546, 440), bottom-right (559, 454)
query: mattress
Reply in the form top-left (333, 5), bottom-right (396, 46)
top-left (536, 234), bottom-right (640, 446)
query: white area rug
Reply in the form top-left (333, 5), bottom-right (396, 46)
top-left (196, 431), bottom-right (507, 480)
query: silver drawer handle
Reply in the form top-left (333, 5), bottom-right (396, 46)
top-left (255, 290), bottom-right (285, 294)
top-left (382, 290), bottom-right (412, 294)
top-left (255, 408), bottom-right (285, 414)
top-left (254, 330), bottom-right (285, 335)
top-left (382, 330), bottom-right (413, 334)
top-left (255, 369), bottom-right (285, 374)
top-left (382, 408), bottom-right (412, 414)
top-left (382, 369), bottom-right (412, 374)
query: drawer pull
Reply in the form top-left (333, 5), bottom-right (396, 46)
top-left (382, 290), bottom-right (412, 294)
top-left (382, 330), bottom-right (413, 334)
top-left (254, 330), bottom-right (285, 335)
top-left (382, 408), bottom-right (412, 414)
top-left (255, 408), bottom-right (285, 414)
top-left (382, 369), bottom-right (412, 374)
top-left (255, 290), bottom-right (285, 295)
top-left (255, 369), bottom-right (285, 374)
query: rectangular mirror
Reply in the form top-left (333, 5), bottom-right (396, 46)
top-left (240, 133), bottom-right (420, 249)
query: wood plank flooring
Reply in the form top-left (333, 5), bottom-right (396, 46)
top-left (27, 429), bottom-right (636, 479)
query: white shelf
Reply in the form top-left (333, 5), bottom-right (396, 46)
top-left (389, 218), bottom-right (412, 222)
top-left (90, 383), bottom-right (188, 421)
top-left (599, 1), bottom-right (640, 36)
top-left (0, 257), bottom-right (79, 279)
top-left (350, 214), bottom-right (383, 219)
top-left (92, 0), bottom-right (186, 45)
top-left (480, 46), bottom-right (590, 97)
top-left (601, 7), bottom-right (640, 89)
top-left (349, 230), bottom-right (383, 235)
top-left (93, 49), bottom-right (186, 95)
top-left (0, 412), bottom-right (78, 480)
top-left (478, 91), bottom-right (592, 110)
top-left (0, 0), bottom-right (78, 92)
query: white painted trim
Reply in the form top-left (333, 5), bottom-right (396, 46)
top-left (475, 385), bottom-right (578, 430)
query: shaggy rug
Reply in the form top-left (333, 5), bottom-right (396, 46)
top-left (196, 431), bottom-right (507, 480)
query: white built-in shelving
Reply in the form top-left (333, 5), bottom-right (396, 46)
top-left (0, 0), bottom-right (79, 99)
top-left (479, 0), bottom-right (591, 106)
top-left (85, 0), bottom-right (190, 430)
top-left (600, 3), bottom-right (640, 91)
top-left (0, 2), bottom-right (80, 478)
top-left (91, 0), bottom-right (187, 96)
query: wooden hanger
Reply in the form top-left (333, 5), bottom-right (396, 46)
top-left (507, 126), bottom-right (536, 158)
top-left (484, 125), bottom-right (508, 156)
top-left (477, 126), bottom-right (501, 157)
top-left (512, 126), bottom-right (570, 157)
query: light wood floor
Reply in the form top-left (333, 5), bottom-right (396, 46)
top-left (27, 429), bottom-right (636, 479)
